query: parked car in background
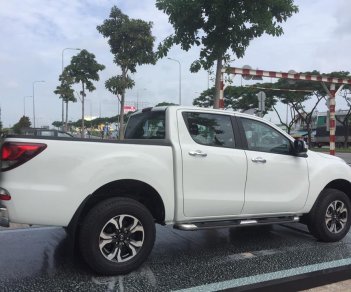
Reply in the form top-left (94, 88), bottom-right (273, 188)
top-left (20, 128), bottom-right (73, 138)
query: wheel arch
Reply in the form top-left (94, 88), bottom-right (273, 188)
top-left (323, 179), bottom-right (351, 200)
top-left (307, 179), bottom-right (351, 214)
top-left (302, 179), bottom-right (351, 224)
top-left (67, 179), bottom-right (166, 239)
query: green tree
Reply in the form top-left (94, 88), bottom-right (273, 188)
top-left (156, 0), bottom-right (298, 108)
top-left (66, 49), bottom-right (105, 137)
top-left (52, 121), bottom-right (63, 129)
top-left (97, 6), bottom-right (156, 139)
top-left (193, 85), bottom-right (275, 114)
top-left (269, 75), bottom-right (320, 142)
top-left (155, 102), bottom-right (177, 107)
top-left (54, 68), bottom-right (76, 131)
top-left (13, 116), bottom-right (31, 134)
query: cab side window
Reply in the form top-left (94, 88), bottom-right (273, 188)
top-left (240, 118), bottom-right (292, 155)
top-left (183, 112), bottom-right (235, 148)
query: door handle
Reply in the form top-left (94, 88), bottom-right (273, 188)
top-left (189, 150), bottom-right (207, 157)
top-left (252, 157), bottom-right (266, 163)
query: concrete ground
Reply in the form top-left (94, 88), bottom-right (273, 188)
top-left (303, 279), bottom-right (351, 291)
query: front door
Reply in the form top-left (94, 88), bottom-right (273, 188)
top-left (238, 117), bottom-right (309, 215)
top-left (178, 110), bottom-right (247, 218)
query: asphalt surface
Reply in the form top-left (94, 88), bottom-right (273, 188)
top-left (1, 223), bottom-right (351, 291)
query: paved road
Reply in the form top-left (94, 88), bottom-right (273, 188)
top-left (335, 152), bottom-right (351, 164)
top-left (1, 224), bottom-right (351, 291)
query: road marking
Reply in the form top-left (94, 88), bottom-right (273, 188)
top-left (227, 252), bottom-right (256, 261)
top-left (173, 258), bottom-right (351, 292)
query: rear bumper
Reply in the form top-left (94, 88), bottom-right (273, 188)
top-left (0, 204), bottom-right (9, 227)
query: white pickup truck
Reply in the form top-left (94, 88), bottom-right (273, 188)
top-left (1, 106), bottom-right (351, 275)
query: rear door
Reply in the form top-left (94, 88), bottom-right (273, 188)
top-left (178, 110), bottom-right (247, 218)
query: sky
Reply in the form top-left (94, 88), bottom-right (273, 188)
top-left (1, 0), bottom-right (351, 128)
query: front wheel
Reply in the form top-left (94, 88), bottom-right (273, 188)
top-left (79, 198), bottom-right (156, 275)
top-left (307, 189), bottom-right (351, 242)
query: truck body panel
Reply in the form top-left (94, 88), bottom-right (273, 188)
top-left (1, 106), bottom-right (351, 226)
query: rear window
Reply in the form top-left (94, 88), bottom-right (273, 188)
top-left (125, 111), bottom-right (166, 139)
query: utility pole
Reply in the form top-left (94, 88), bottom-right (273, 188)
top-left (167, 58), bottom-right (182, 105)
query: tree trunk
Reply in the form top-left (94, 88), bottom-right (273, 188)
top-left (61, 98), bottom-right (64, 131)
top-left (307, 123), bottom-right (312, 146)
top-left (65, 101), bottom-right (68, 132)
top-left (213, 57), bottom-right (223, 109)
top-left (81, 82), bottom-right (85, 138)
top-left (119, 68), bottom-right (127, 140)
top-left (119, 89), bottom-right (125, 140)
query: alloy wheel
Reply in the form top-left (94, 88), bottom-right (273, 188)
top-left (325, 200), bottom-right (348, 234)
top-left (99, 214), bottom-right (144, 262)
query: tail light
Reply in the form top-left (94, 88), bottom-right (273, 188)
top-left (1, 142), bottom-right (47, 172)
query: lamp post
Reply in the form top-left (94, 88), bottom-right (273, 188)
top-left (61, 48), bottom-right (81, 129)
top-left (23, 96), bottom-right (32, 116)
top-left (167, 57), bottom-right (182, 105)
top-left (32, 81), bottom-right (45, 128)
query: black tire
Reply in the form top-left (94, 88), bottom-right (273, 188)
top-left (79, 197), bottom-right (156, 275)
top-left (307, 188), bottom-right (351, 242)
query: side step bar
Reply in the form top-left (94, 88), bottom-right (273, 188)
top-left (174, 216), bottom-right (300, 231)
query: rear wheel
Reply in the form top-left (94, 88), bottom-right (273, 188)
top-left (307, 189), bottom-right (351, 242)
top-left (79, 198), bottom-right (156, 275)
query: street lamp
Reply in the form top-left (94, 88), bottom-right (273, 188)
top-left (167, 57), bottom-right (182, 105)
top-left (61, 47), bottom-right (81, 129)
top-left (23, 96), bottom-right (32, 116)
top-left (32, 80), bottom-right (45, 128)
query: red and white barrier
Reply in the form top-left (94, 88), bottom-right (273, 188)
top-left (220, 67), bottom-right (351, 155)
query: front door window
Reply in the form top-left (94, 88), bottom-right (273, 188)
top-left (241, 118), bottom-right (292, 155)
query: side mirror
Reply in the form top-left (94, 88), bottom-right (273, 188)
top-left (294, 139), bottom-right (308, 156)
